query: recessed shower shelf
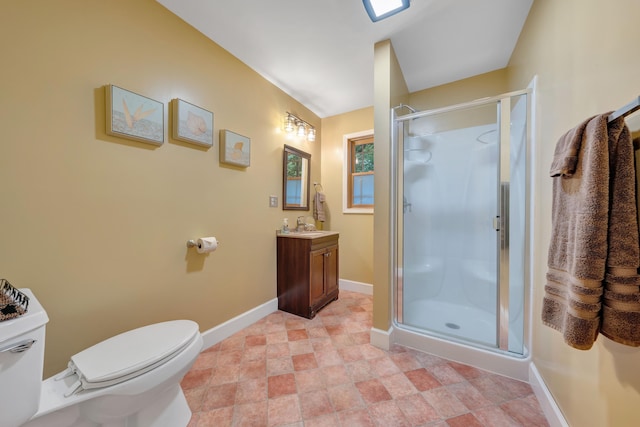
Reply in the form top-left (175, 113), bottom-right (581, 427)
top-left (404, 149), bottom-right (432, 164)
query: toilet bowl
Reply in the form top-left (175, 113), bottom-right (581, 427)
top-left (0, 289), bottom-right (203, 427)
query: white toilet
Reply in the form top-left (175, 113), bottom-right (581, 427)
top-left (0, 289), bottom-right (203, 427)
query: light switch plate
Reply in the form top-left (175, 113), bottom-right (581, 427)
top-left (269, 195), bottom-right (278, 207)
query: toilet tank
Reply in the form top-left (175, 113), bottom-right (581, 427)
top-left (0, 288), bottom-right (49, 427)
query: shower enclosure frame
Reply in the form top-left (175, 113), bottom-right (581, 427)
top-left (390, 89), bottom-right (533, 380)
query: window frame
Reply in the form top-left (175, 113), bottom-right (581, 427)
top-left (343, 129), bottom-right (374, 214)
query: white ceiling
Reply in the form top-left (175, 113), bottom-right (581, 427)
top-left (156, 0), bottom-right (533, 118)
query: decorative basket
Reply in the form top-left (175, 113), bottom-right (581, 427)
top-left (0, 279), bottom-right (29, 321)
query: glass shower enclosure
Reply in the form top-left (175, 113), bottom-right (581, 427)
top-left (393, 91), bottom-right (530, 356)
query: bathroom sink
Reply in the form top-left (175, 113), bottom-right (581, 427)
top-left (277, 230), bottom-right (339, 239)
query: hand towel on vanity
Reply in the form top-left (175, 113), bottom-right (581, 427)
top-left (314, 191), bottom-right (326, 222)
top-left (543, 113), bottom-right (640, 349)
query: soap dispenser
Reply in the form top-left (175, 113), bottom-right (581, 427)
top-left (281, 218), bottom-right (290, 234)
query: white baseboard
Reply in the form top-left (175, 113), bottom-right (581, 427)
top-left (370, 326), bottom-right (394, 351)
top-left (529, 363), bottom-right (568, 427)
top-left (200, 298), bottom-right (278, 350)
top-left (339, 279), bottom-right (373, 295)
top-left (394, 327), bottom-right (530, 381)
top-left (199, 278), bottom-right (372, 351)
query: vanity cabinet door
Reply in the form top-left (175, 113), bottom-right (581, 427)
top-left (309, 244), bottom-right (338, 308)
top-left (324, 245), bottom-right (339, 296)
top-left (309, 249), bottom-right (326, 306)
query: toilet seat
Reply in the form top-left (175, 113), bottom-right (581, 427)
top-left (58, 320), bottom-right (199, 395)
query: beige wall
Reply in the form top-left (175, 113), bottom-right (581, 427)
top-left (507, 0), bottom-right (640, 425)
top-left (372, 40), bottom-right (409, 331)
top-left (408, 69), bottom-right (511, 136)
top-left (321, 108), bottom-right (374, 284)
top-left (0, 0), bottom-right (321, 377)
top-left (409, 68), bottom-right (509, 110)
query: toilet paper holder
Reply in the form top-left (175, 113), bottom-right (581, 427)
top-left (186, 239), bottom-right (221, 248)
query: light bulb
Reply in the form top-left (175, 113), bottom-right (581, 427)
top-left (285, 115), bottom-right (295, 133)
top-left (297, 122), bottom-right (306, 137)
top-left (307, 128), bottom-right (316, 142)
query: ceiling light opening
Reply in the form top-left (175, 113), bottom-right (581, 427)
top-left (363, 0), bottom-right (410, 22)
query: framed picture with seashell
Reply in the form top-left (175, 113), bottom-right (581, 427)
top-left (105, 85), bottom-right (164, 145)
top-left (171, 99), bottom-right (214, 147)
top-left (220, 129), bottom-right (251, 167)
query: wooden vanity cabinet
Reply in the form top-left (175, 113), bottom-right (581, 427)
top-left (277, 233), bottom-right (339, 318)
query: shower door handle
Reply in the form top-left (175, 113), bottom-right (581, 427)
top-left (493, 216), bottom-right (501, 231)
top-left (499, 183), bottom-right (510, 246)
top-left (498, 181), bottom-right (510, 351)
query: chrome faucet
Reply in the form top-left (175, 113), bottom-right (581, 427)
top-left (297, 216), bottom-right (306, 232)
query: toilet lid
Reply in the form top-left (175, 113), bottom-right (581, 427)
top-left (70, 320), bottom-right (199, 384)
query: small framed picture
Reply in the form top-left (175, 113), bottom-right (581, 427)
top-left (171, 98), bottom-right (214, 147)
top-left (220, 129), bottom-right (251, 167)
top-left (105, 84), bottom-right (164, 145)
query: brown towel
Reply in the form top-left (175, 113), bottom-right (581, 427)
top-left (548, 116), bottom-right (594, 177)
top-left (600, 119), bottom-right (640, 346)
top-left (543, 114), bottom-right (640, 349)
top-left (313, 191), bottom-right (326, 222)
top-left (543, 114), bottom-right (609, 349)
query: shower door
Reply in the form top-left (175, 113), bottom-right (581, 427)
top-left (394, 92), bottom-right (528, 355)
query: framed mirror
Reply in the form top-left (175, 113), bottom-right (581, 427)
top-left (283, 145), bottom-right (311, 210)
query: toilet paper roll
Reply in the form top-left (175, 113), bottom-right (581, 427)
top-left (196, 237), bottom-right (218, 254)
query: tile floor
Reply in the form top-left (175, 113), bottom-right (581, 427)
top-left (182, 291), bottom-right (549, 427)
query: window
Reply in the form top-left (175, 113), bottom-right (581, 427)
top-left (350, 137), bottom-right (374, 207)
top-left (343, 130), bottom-right (374, 214)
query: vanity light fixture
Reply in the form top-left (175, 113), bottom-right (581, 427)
top-left (363, 0), bottom-right (410, 22)
top-left (284, 112), bottom-right (316, 142)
